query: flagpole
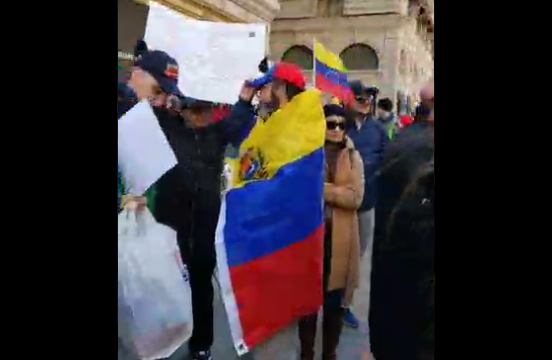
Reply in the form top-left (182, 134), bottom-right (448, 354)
top-left (312, 37), bottom-right (316, 88)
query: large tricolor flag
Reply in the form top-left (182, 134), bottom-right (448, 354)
top-left (215, 89), bottom-right (326, 355)
top-left (314, 40), bottom-right (355, 105)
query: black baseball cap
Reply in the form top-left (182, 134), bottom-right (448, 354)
top-left (134, 50), bottom-right (183, 97)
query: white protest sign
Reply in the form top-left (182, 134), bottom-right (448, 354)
top-left (144, 2), bottom-right (267, 104)
top-left (118, 100), bottom-right (177, 195)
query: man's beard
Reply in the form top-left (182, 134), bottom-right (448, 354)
top-left (258, 93), bottom-right (280, 120)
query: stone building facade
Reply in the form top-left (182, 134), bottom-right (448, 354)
top-left (270, 0), bottom-right (434, 113)
top-left (118, 0), bottom-right (281, 81)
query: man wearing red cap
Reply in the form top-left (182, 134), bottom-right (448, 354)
top-left (238, 62), bottom-right (313, 360)
top-left (248, 62), bottom-right (307, 112)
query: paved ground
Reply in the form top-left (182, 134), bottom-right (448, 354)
top-left (169, 255), bottom-right (373, 360)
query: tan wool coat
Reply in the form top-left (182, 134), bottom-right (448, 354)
top-left (324, 139), bottom-right (365, 307)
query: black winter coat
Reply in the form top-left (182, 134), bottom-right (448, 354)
top-left (152, 100), bottom-right (255, 232)
top-left (117, 96), bottom-right (255, 232)
top-left (369, 121), bottom-right (434, 360)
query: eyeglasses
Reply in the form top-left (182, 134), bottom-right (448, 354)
top-left (327, 121), bottom-right (346, 131)
top-left (355, 96), bottom-right (371, 105)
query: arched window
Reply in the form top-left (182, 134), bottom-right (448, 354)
top-left (281, 45), bottom-right (314, 70)
top-left (340, 43), bottom-right (379, 70)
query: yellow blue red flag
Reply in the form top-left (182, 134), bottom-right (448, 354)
top-left (314, 40), bottom-right (354, 105)
top-left (216, 89), bottom-right (326, 355)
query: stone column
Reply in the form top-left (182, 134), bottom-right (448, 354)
top-left (380, 30), bottom-right (400, 103)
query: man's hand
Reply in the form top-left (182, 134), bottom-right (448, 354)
top-left (134, 196), bottom-right (147, 212)
top-left (239, 82), bottom-right (257, 102)
top-left (122, 195), bottom-right (147, 212)
top-left (324, 182), bottom-right (336, 202)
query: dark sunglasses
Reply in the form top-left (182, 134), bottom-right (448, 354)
top-left (355, 96), bottom-right (371, 105)
top-left (327, 121), bottom-right (346, 131)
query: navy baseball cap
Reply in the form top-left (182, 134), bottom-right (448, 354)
top-left (324, 104), bottom-right (346, 118)
top-left (349, 80), bottom-right (379, 99)
top-left (134, 50), bottom-right (183, 97)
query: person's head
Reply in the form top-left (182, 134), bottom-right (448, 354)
top-left (414, 102), bottom-right (433, 123)
top-left (127, 45), bottom-right (183, 103)
top-left (271, 77), bottom-right (304, 108)
top-left (249, 62), bottom-right (306, 110)
top-left (377, 98), bottom-right (393, 118)
top-left (324, 104), bottom-right (347, 143)
top-left (349, 80), bottom-right (378, 116)
top-left (255, 83), bottom-right (274, 119)
top-left (420, 79), bottom-right (434, 122)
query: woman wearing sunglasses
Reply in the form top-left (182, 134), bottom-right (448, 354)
top-left (297, 104), bottom-right (365, 360)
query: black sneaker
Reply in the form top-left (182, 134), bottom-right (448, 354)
top-left (190, 349), bottom-right (212, 360)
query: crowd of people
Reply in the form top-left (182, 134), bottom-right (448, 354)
top-left (118, 40), bottom-right (434, 360)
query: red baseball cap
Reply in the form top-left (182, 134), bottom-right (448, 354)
top-left (400, 115), bottom-right (414, 127)
top-left (247, 62), bottom-right (306, 91)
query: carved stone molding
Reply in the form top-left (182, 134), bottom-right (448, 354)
top-left (181, 0), bottom-right (280, 22)
top-left (276, 0), bottom-right (318, 19)
top-left (228, 0), bottom-right (281, 22)
top-left (134, 0), bottom-right (280, 22)
top-left (272, 13), bottom-right (403, 32)
top-left (343, 0), bottom-right (402, 16)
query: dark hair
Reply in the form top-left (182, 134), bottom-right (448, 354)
top-left (272, 79), bottom-right (304, 101)
top-left (386, 158), bottom-right (435, 245)
top-left (258, 57), bottom-right (269, 74)
top-left (134, 39), bottom-right (149, 59)
top-left (377, 98), bottom-right (393, 112)
top-left (414, 104), bottom-right (432, 123)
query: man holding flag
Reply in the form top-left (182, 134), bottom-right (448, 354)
top-left (216, 62), bottom-right (326, 359)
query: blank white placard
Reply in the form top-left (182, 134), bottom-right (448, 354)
top-left (118, 100), bottom-right (177, 195)
top-left (144, 2), bottom-right (266, 104)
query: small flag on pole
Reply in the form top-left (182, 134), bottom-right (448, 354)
top-left (313, 40), bottom-right (354, 105)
